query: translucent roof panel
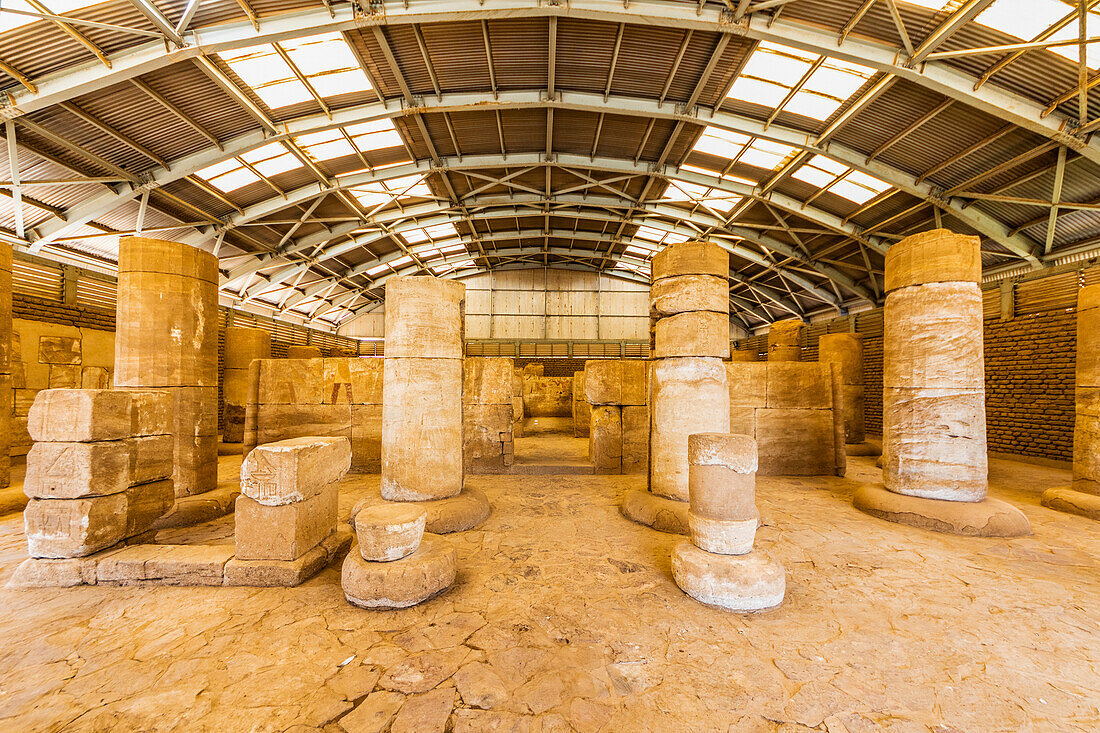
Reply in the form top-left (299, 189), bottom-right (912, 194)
top-left (295, 121), bottom-right (407, 166)
top-left (691, 128), bottom-right (797, 177)
top-left (401, 221), bottom-right (459, 245)
top-left (727, 42), bottom-right (875, 122)
top-left (791, 156), bottom-right (891, 204)
top-left (976, 0), bottom-right (1100, 68)
top-left (194, 143), bottom-right (304, 193)
top-left (218, 33), bottom-right (372, 110)
top-left (0, 0), bottom-right (104, 32)
top-left (632, 226), bottom-right (689, 248)
top-left (350, 174), bottom-right (433, 208)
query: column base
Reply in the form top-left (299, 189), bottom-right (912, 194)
top-left (671, 540), bottom-right (785, 612)
top-left (845, 441), bottom-right (881, 457)
top-left (342, 534), bottom-right (456, 610)
top-left (1040, 486), bottom-right (1100, 521)
top-left (352, 488), bottom-right (491, 534)
top-left (853, 483), bottom-right (1031, 537)
top-left (620, 489), bottom-right (690, 535)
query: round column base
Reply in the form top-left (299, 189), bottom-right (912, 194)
top-left (853, 483), bottom-right (1031, 537)
top-left (844, 442), bottom-right (881, 457)
top-left (620, 489), bottom-right (690, 535)
top-left (342, 535), bottom-right (456, 610)
top-left (352, 488), bottom-right (491, 534)
top-left (1040, 487), bottom-right (1100, 521)
top-left (671, 540), bottom-right (785, 612)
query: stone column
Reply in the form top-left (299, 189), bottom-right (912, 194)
top-left (115, 237), bottom-right (218, 498)
top-left (463, 357), bottom-right (515, 473)
top-left (767, 319), bottom-right (803, 362)
top-left (1042, 285), bottom-right (1100, 519)
top-left (818, 333), bottom-right (877, 456)
top-left (622, 241), bottom-right (730, 534)
top-left (853, 229), bottom-right (1029, 536)
top-left (0, 243), bottom-right (10, 488)
top-left (672, 433), bottom-right (784, 612)
top-left (381, 276), bottom-right (489, 532)
top-left (223, 327), bottom-right (271, 443)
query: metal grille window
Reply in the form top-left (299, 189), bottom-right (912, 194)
top-left (12, 259), bottom-right (63, 301)
top-left (74, 275), bottom-right (116, 311)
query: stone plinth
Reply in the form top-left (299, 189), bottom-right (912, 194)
top-left (687, 433), bottom-right (757, 555)
top-left (861, 229), bottom-right (1028, 536)
top-left (342, 535), bottom-right (456, 610)
top-left (1042, 284), bottom-right (1100, 519)
top-left (767, 319), bottom-right (803, 362)
top-left (671, 541), bottom-right (785, 612)
top-left (223, 327), bottom-right (271, 443)
top-left (354, 504), bottom-right (426, 562)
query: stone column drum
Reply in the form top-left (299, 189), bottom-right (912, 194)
top-left (1042, 285), bottom-right (1100, 519)
top-left (767, 319), bottom-right (803, 362)
top-left (818, 333), bottom-right (876, 456)
top-left (114, 237), bottom-right (219, 498)
top-left (381, 276), bottom-right (489, 533)
top-left (622, 241), bottom-right (730, 534)
top-left (223, 327), bottom-right (271, 443)
top-left (853, 229), bottom-right (1029, 536)
top-left (672, 433), bottom-right (785, 612)
top-left (0, 243), bottom-right (11, 489)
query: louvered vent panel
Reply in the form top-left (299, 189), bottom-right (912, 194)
top-left (13, 259), bottom-right (62, 301)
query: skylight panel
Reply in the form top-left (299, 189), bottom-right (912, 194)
top-left (792, 163), bottom-right (838, 188)
top-left (728, 77), bottom-right (789, 108)
top-left (283, 33), bottom-right (360, 76)
top-left (625, 245), bottom-right (654, 257)
top-left (783, 93), bottom-right (843, 121)
top-left (738, 140), bottom-right (797, 170)
top-left (828, 179), bottom-right (880, 204)
top-left (196, 165), bottom-right (261, 193)
top-left (740, 48), bottom-right (813, 86)
top-left (402, 228), bottom-right (429, 244)
top-left (366, 262), bottom-right (391, 276)
top-left (693, 128), bottom-right (752, 159)
top-left (634, 226), bottom-right (665, 243)
top-left (401, 222), bottom-right (458, 245)
top-left (452, 259), bottom-right (476, 270)
top-left (791, 156), bottom-right (890, 204)
top-left (391, 255), bottom-right (413, 267)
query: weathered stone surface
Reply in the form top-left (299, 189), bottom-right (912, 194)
top-left (672, 540), bottom-right (785, 612)
top-left (649, 358), bottom-right (730, 501)
top-left (464, 358), bottom-right (514, 405)
top-left (384, 276), bottom-right (465, 359)
top-left (572, 396), bottom-right (591, 438)
top-left (351, 404), bottom-right (383, 473)
top-left (884, 283), bottom-right (984, 389)
top-left (6, 556), bottom-right (97, 588)
top-left (1041, 486), bottom-right (1100, 521)
top-left (463, 404), bottom-right (513, 472)
top-left (766, 320), bottom-right (803, 362)
top-left (258, 359), bottom-right (325, 404)
top-left (729, 349), bottom-right (757, 362)
top-left (350, 358), bottom-right (385, 404)
top-left (172, 433), bottom-right (218, 497)
top-left (391, 686), bottom-right (455, 733)
top-left (766, 362), bottom-right (833, 409)
top-left (128, 390), bottom-right (171, 436)
top-left (757, 408), bottom-right (838, 476)
top-left (882, 387), bottom-right (987, 501)
top-left (654, 311), bottom-right (730, 359)
top-left (241, 436), bottom-right (352, 506)
top-left (650, 240), bottom-right (728, 281)
top-left (584, 360), bottom-right (647, 406)
top-left (224, 327), bottom-right (271, 370)
top-left (818, 333), bottom-right (863, 386)
top-left (25, 494), bottom-right (126, 558)
top-left (883, 228), bottom-right (981, 293)
top-left (1072, 407), bottom-right (1100, 495)
top-left (48, 364), bottom-right (81, 388)
top-left (80, 367), bottom-right (109, 390)
top-left (256, 404), bottom-right (352, 446)
top-left (27, 389), bottom-right (131, 443)
top-left (726, 363), bottom-right (768, 407)
top-left (0, 375), bottom-right (10, 489)
top-left (621, 405), bottom-right (648, 475)
top-left (854, 483), bottom-right (1030, 537)
top-left (285, 346), bottom-right (322, 359)
top-left (124, 479), bottom-right (173, 538)
top-left (688, 513), bottom-right (757, 555)
top-left (38, 336), bottom-right (81, 365)
top-left (522, 375), bottom-right (573, 417)
top-left (351, 488), bottom-right (491, 535)
top-left (118, 235), bottom-right (218, 283)
top-left (24, 440), bottom-right (130, 499)
top-left (355, 504), bottom-right (426, 562)
top-left (840, 384), bottom-right (866, 445)
top-left (650, 274), bottom-right (728, 316)
top-left (102, 544), bottom-right (234, 586)
top-left (164, 385), bottom-right (218, 437)
top-left (522, 363), bottom-right (544, 377)
top-left (222, 367), bottom-right (250, 407)
top-left (688, 434), bottom-right (756, 550)
top-left (322, 358), bottom-right (354, 405)
top-left (590, 406), bottom-right (622, 475)
top-left (342, 534), bottom-right (457, 609)
top-left (0, 243), bottom-right (9, 376)
top-left (234, 481), bottom-right (339, 561)
top-left (128, 434), bottom-right (173, 485)
top-left (224, 529), bottom-right (351, 587)
top-left (382, 357), bottom-right (463, 501)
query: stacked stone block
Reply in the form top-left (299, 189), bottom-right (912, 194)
top-left (222, 327), bottom-right (270, 443)
top-left (23, 389), bottom-right (173, 558)
top-left (672, 433), bottom-right (785, 612)
top-left (511, 370), bottom-right (525, 439)
top-left (463, 357), bottom-right (515, 472)
top-left (1042, 284), bottom-right (1100, 519)
top-left (286, 345), bottom-right (322, 359)
top-left (584, 360), bottom-right (648, 474)
top-left (622, 241), bottom-right (731, 534)
top-left (0, 243), bottom-right (10, 488)
top-left (114, 237), bottom-right (218, 497)
top-left (572, 370), bottom-right (591, 438)
top-left (725, 362), bottom-right (846, 476)
top-left (342, 504), bottom-right (457, 609)
top-left (818, 334), bottom-right (865, 445)
top-left (767, 319), bottom-right (803, 362)
top-left (228, 436), bottom-right (351, 584)
top-left (854, 229), bottom-right (1029, 536)
top-left (244, 357), bottom-right (383, 473)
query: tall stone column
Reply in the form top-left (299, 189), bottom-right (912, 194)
top-left (1042, 285), bottom-right (1100, 520)
top-left (115, 237), bottom-right (219, 498)
top-left (379, 275), bottom-right (489, 533)
top-left (853, 229), bottom-right (1029, 536)
top-left (767, 319), bottom-right (803, 362)
top-left (0, 243), bottom-right (11, 488)
top-left (818, 333), bottom-right (877, 456)
top-left (223, 327), bottom-right (271, 443)
top-left (622, 241), bottom-right (730, 534)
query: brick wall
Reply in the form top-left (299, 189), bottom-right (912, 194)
top-left (514, 358), bottom-right (586, 377)
top-left (14, 294), bottom-right (115, 331)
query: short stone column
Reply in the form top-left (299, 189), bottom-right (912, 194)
top-left (818, 333), bottom-right (877, 456)
top-left (622, 241), bottom-right (730, 534)
top-left (381, 276), bottom-right (489, 532)
top-left (767, 319), bottom-right (803, 362)
top-left (1042, 285), bottom-right (1100, 520)
top-left (0, 243), bottom-right (11, 488)
top-left (572, 370), bottom-right (590, 438)
top-left (672, 433), bottom-right (784, 612)
top-left (115, 237), bottom-right (218, 498)
top-left (854, 229), bottom-right (1029, 536)
top-left (222, 327), bottom-right (271, 443)
top-left (286, 345), bottom-right (322, 359)
top-left (463, 357), bottom-right (515, 473)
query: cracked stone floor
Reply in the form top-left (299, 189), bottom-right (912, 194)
top-left (0, 429), bottom-right (1098, 732)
